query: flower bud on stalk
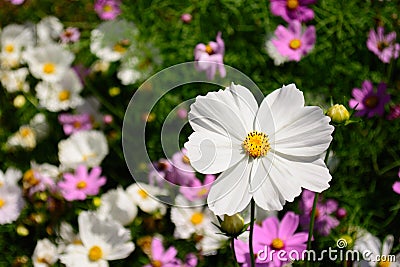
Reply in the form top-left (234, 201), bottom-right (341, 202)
top-left (220, 214), bottom-right (245, 237)
top-left (327, 104), bottom-right (350, 124)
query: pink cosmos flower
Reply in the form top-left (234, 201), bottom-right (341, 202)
top-left (94, 0), bottom-right (122, 21)
top-left (58, 165), bottom-right (106, 201)
top-left (179, 174), bottom-right (216, 201)
top-left (299, 190), bottom-right (340, 236)
top-left (194, 32), bottom-right (226, 80)
top-left (60, 27), bottom-right (81, 44)
top-left (393, 169), bottom-right (400, 195)
top-left (367, 26), bottom-right (400, 63)
top-left (8, 0), bottom-right (25, 5)
top-left (181, 13), bottom-right (192, 23)
top-left (349, 80), bottom-right (390, 118)
top-left (169, 148), bottom-right (197, 186)
top-left (270, 0), bottom-right (317, 23)
top-left (387, 104), bottom-right (400, 120)
top-left (235, 212), bottom-right (308, 267)
top-left (28, 172), bottom-right (57, 196)
top-left (176, 108), bottom-right (188, 119)
top-left (58, 113), bottom-right (93, 135)
top-left (143, 237), bottom-right (181, 267)
top-left (148, 159), bottom-right (174, 187)
top-left (271, 20), bottom-right (316, 62)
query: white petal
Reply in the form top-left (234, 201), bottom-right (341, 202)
top-left (382, 235), bottom-right (394, 256)
top-left (207, 158), bottom-right (252, 216)
top-left (184, 131), bottom-right (244, 174)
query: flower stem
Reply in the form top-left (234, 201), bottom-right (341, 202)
top-left (231, 238), bottom-right (240, 267)
top-left (249, 198), bottom-right (256, 267)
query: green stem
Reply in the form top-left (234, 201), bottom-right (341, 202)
top-left (231, 238), bottom-right (240, 267)
top-left (249, 198), bottom-right (256, 267)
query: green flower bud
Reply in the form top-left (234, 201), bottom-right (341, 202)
top-left (220, 214), bottom-right (245, 236)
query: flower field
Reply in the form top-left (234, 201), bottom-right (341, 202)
top-left (1, 0), bottom-right (400, 266)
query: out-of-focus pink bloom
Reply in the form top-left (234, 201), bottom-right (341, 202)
top-left (393, 169), bottom-right (400, 195)
top-left (336, 207), bottom-right (347, 219)
top-left (176, 108), bottom-right (188, 119)
top-left (94, 0), bottom-right (122, 21)
top-left (143, 237), bottom-right (181, 267)
top-left (271, 20), bottom-right (316, 62)
top-left (8, 0), bottom-right (25, 5)
top-left (367, 26), bottom-right (400, 63)
top-left (103, 114), bottom-right (113, 124)
top-left (169, 148), bottom-right (197, 186)
top-left (58, 165), bottom-right (106, 201)
top-left (181, 13), bottom-right (192, 23)
top-left (270, 0), bottom-right (316, 23)
top-left (58, 113), bottom-right (93, 135)
top-left (180, 174), bottom-right (215, 201)
top-left (148, 159), bottom-right (174, 187)
top-left (299, 190), bottom-right (340, 236)
top-left (194, 32), bottom-right (226, 80)
top-left (28, 172), bottom-right (57, 196)
top-left (387, 104), bottom-right (400, 120)
top-left (60, 27), bottom-right (81, 43)
top-left (349, 81), bottom-right (390, 118)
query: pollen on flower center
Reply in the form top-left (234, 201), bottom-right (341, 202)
top-left (242, 131), bottom-right (270, 158)
top-left (138, 189), bottom-right (149, 199)
top-left (205, 44), bottom-right (213, 55)
top-left (113, 43), bottom-right (127, 54)
top-left (58, 90), bottom-right (71, 101)
top-left (0, 198), bottom-right (5, 208)
top-left (151, 260), bottom-right (163, 267)
top-left (271, 238), bottom-right (284, 250)
top-left (190, 212), bottom-right (204, 225)
top-left (76, 181), bottom-right (87, 189)
top-left (88, 245), bottom-right (103, 261)
top-left (43, 62), bottom-right (56, 74)
top-left (364, 95), bottom-right (379, 108)
top-left (5, 44), bottom-right (14, 53)
top-left (377, 41), bottom-right (389, 51)
top-left (103, 4), bottom-right (113, 12)
top-left (378, 260), bottom-right (390, 267)
top-left (287, 0), bottom-right (299, 9)
top-left (182, 155), bottom-right (190, 164)
top-left (289, 39), bottom-right (302, 50)
top-left (197, 188), bottom-right (209, 196)
top-left (20, 127), bottom-right (33, 138)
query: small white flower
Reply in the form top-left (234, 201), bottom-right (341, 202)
top-left (97, 187), bottom-right (138, 226)
top-left (126, 182), bottom-right (167, 215)
top-left (185, 83), bottom-right (334, 216)
top-left (0, 185), bottom-right (24, 225)
top-left (56, 222), bottom-right (82, 254)
top-left (0, 167), bottom-right (22, 188)
top-left (23, 44), bottom-right (75, 83)
top-left (117, 66), bottom-right (141, 85)
top-left (35, 68), bottom-right (83, 112)
top-left (58, 130), bottom-right (109, 169)
top-left (32, 238), bottom-right (59, 267)
top-left (196, 221), bottom-right (228, 256)
top-left (0, 67), bottom-right (30, 93)
top-left (60, 211), bottom-right (135, 267)
top-left (265, 39), bottom-right (289, 66)
top-left (36, 16), bottom-right (64, 44)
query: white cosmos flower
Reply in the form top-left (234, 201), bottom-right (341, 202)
top-left (35, 68), bottom-right (83, 112)
top-left (0, 185), bottom-right (24, 225)
top-left (0, 67), bottom-right (30, 93)
top-left (58, 130), bottom-right (109, 170)
top-left (184, 83), bottom-right (334, 216)
top-left (126, 182), bottom-right (167, 215)
top-left (23, 44), bottom-right (74, 83)
top-left (60, 211), bottom-right (135, 267)
top-left (196, 220), bottom-right (228, 256)
top-left (36, 16), bottom-right (64, 44)
top-left (97, 187), bottom-right (138, 226)
top-left (32, 238), bottom-right (59, 267)
top-left (0, 167), bottom-right (22, 188)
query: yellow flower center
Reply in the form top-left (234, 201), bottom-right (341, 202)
top-left (20, 127), bottom-right (33, 138)
top-left (242, 131), bottom-right (270, 158)
top-left (197, 188), bottom-right (209, 196)
top-left (0, 198), bottom-right (5, 208)
top-left (287, 0), bottom-right (299, 9)
top-left (378, 260), bottom-right (391, 267)
top-left (151, 260), bottom-right (163, 267)
top-left (82, 153), bottom-right (96, 162)
top-left (5, 44), bottom-right (14, 53)
top-left (377, 41), bottom-right (389, 51)
top-left (182, 155), bottom-right (190, 164)
top-left (289, 39), bottom-right (302, 50)
top-left (113, 43), bottom-right (127, 54)
top-left (205, 44), bottom-right (213, 55)
top-left (43, 62), bottom-right (56, 74)
top-left (103, 4), bottom-right (113, 12)
top-left (138, 189), bottom-right (149, 199)
top-left (58, 90), bottom-right (70, 101)
top-left (364, 95), bottom-right (379, 108)
top-left (88, 245), bottom-right (103, 261)
top-left (23, 169), bottom-right (40, 186)
top-left (0, 181), bottom-right (3, 187)
top-left (271, 238), bottom-right (284, 250)
top-left (190, 212), bottom-right (204, 225)
top-left (73, 121), bottom-right (82, 129)
top-left (76, 181), bottom-right (87, 189)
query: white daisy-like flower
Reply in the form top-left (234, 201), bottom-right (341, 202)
top-left (126, 182), bottom-right (167, 215)
top-left (170, 195), bottom-right (213, 240)
top-left (56, 222), bottom-right (82, 254)
top-left (185, 83), bottom-right (334, 216)
top-left (60, 211), bottom-right (135, 267)
top-left (117, 66), bottom-right (141, 86)
top-left (353, 232), bottom-right (400, 267)
top-left (23, 44), bottom-right (75, 83)
top-left (90, 19), bottom-right (138, 62)
top-left (196, 221), bottom-right (229, 256)
top-left (0, 185), bottom-right (24, 225)
top-left (0, 24), bottom-right (34, 68)
top-left (35, 68), bottom-right (83, 112)
top-left (265, 39), bottom-right (289, 66)
top-left (97, 187), bottom-right (138, 226)
top-left (36, 16), bottom-right (64, 44)
top-left (0, 167), bottom-right (22, 188)
top-left (32, 238), bottom-right (59, 267)
top-left (58, 130), bottom-right (109, 169)
top-left (0, 67), bottom-right (30, 93)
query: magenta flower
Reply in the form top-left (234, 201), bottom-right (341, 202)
top-left (94, 0), bottom-right (122, 21)
top-left (28, 172), bottom-right (57, 196)
top-left (235, 212), bottom-right (308, 267)
top-left (58, 165), bottom-right (106, 201)
top-left (270, 0), bottom-right (316, 23)
top-left (271, 20), bottom-right (316, 62)
top-left (169, 148), bottom-right (197, 186)
top-left (179, 174), bottom-right (215, 201)
top-left (393, 169), bottom-right (400, 195)
top-left (60, 27), bottom-right (81, 44)
top-left (387, 104), bottom-right (400, 120)
top-left (194, 32), bottom-right (226, 80)
top-left (367, 26), bottom-right (400, 63)
top-left (144, 237), bottom-right (181, 267)
top-left (58, 113), bottom-right (93, 135)
top-left (349, 80), bottom-right (390, 118)
top-left (7, 0), bottom-right (25, 5)
top-left (148, 159), bottom-right (174, 187)
top-left (299, 190), bottom-right (340, 236)
top-left (181, 13), bottom-right (192, 23)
